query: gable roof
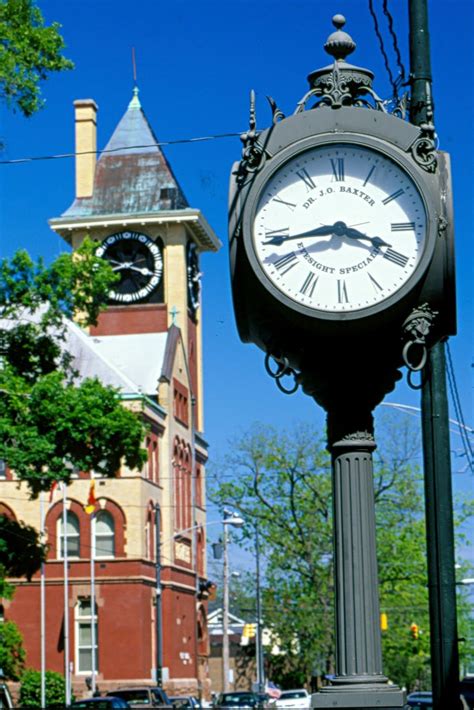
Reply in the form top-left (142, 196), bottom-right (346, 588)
top-left (87, 331), bottom-right (169, 396)
top-left (62, 89), bottom-right (188, 218)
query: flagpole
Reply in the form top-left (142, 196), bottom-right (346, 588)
top-left (90, 473), bottom-right (96, 695)
top-left (62, 483), bottom-right (71, 706)
top-left (40, 490), bottom-right (46, 709)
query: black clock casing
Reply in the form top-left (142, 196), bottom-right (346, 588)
top-left (96, 231), bottom-right (164, 304)
top-left (229, 107), bottom-right (455, 365)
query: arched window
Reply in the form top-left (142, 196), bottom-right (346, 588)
top-left (57, 511), bottom-right (80, 558)
top-left (94, 511), bottom-right (115, 558)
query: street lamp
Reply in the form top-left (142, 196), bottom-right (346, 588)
top-left (222, 510), bottom-right (244, 692)
top-left (254, 524), bottom-right (265, 696)
top-left (154, 515), bottom-right (243, 689)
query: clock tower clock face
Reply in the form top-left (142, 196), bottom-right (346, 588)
top-left (187, 241), bottom-right (201, 316)
top-left (252, 143), bottom-right (428, 314)
top-left (96, 231), bottom-right (163, 304)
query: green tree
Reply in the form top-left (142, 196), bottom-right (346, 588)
top-left (19, 669), bottom-right (68, 707)
top-left (0, 240), bottom-right (147, 674)
top-left (210, 414), bottom-right (473, 692)
top-left (0, 0), bottom-right (73, 117)
top-left (211, 423), bottom-right (334, 688)
top-left (0, 238), bottom-right (147, 496)
top-left (0, 515), bottom-right (47, 600)
top-left (0, 620), bottom-right (26, 680)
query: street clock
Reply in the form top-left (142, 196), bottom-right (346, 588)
top-left (229, 26), bottom-right (455, 372)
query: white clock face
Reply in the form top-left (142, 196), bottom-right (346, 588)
top-left (252, 143), bottom-right (427, 313)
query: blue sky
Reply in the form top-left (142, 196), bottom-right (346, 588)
top-left (0, 1), bottom-right (472, 562)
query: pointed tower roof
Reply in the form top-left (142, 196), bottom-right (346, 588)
top-left (62, 88), bottom-right (188, 218)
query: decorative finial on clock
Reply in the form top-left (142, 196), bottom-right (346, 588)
top-left (305, 13), bottom-right (374, 104)
top-left (324, 14), bottom-right (356, 61)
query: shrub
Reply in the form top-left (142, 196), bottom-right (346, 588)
top-left (0, 620), bottom-right (25, 680)
top-left (19, 669), bottom-right (67, 708)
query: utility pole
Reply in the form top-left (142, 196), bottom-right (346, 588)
top-left (222, 520), bottom-right (230, 692)
top-left (155, 503), bottom-right (163, 687)
top-left (255, 525), bottom-right (265, 695)
top-left (408, 2), bottom-right (461, 708)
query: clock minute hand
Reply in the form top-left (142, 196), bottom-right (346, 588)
top-left (264, 224), bottom-right (335, 246)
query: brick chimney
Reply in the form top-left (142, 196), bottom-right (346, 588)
top-left (74, 99), bottom-right (98, 199)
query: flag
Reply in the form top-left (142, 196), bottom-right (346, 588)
top-left (84, 479), bottom-right (97, 514)
top-left (266, 682), bottom-right (281, 700)
top-left (48, 480), bottom-right (58, 504)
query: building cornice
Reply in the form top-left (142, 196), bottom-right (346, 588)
top-left (49, 208), bottom-right (221, 252)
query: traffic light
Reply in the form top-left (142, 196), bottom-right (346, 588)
top-left (410, 623), bottom-right (419, 640)
top-left (240, 623), bottom-right (257, 646)
top-left (242, 623), bottom-right (256, 638)
top-left (380, 612), bottom-right (388, 631)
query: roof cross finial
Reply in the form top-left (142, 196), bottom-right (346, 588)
top-left (170, 306), bottom-right (180, 326)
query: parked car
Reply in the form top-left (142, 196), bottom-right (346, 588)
top-left (460, 677), bottom-right (474, 709)
top-left (406, 691), bottom-right (433, 708)
top-left (273, 689), bottom-right (310, 709)
top-left (71, 699), bottom-right (131, 709)
top-left (106, 687), bottom-right (171, 708)
top-left (168, 696), bottom-right (201, 709)
top-left (212, 691), bottom-right (261, 707)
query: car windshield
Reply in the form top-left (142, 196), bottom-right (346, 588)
top-left (170, 700), bottom-right (193, 708)
top-left (112, 690), bottom-right (150, 705)
top-left (280, 692), bottom-right (306, 699)
top-left (218, 694), bottom-right (257, 706)
top-left (72, 702), bottom-right (125, 709)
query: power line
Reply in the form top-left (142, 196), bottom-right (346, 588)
top-left (368, 0), bottom-right (407, 101)
top-left (446, 342), bottom-right (474, 473)
top-left (0, 132), bottom-right (243, 166)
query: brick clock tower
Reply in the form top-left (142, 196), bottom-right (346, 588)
top-left (1, 89), bottom-right (220, 700)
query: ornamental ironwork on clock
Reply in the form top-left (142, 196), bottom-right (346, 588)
top-left (96, 231), bottom-right (164, 304)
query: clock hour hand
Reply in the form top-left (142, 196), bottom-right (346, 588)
top-left (129, 265), bottom-right (154, 276)
top-left (343, 226), bottom-right (391, 248)
top-left (263, 224), bottom-right (335, 246)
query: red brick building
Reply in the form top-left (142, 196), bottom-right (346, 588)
top-left (0, 88), bottom-right (221, 699)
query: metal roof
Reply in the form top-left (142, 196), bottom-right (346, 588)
top-left (62, 88), bottom-right (188, 219)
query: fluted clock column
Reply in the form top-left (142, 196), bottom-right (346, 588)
top-left (313, 414), bottom-right (405, 709)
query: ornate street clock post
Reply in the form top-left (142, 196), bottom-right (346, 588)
top-left (228, 16), bottom-right (455, 710)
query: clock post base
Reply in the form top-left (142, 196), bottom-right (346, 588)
top-left (311, 684), bottom-right (406, 709)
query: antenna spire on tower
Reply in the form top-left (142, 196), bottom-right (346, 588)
top-left (129, 47), bottom-right (141, 109)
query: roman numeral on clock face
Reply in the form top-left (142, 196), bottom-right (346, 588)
top-left (382, 189), bottom-right (405, 205)
top-left (330, 158), bottom-right (345, 182)
top-left (272, 196), bottom-right (297, 211)
top-left (367, 273), bottom-right (383, 292)
top-left (273, 252), bottom-right (298, 275)
top-left (300, 271), bottom-right (318, 297)
top-left (337, 279), bottom-right (349, 303)
top-left (383, 248), bottom-right (409, 267)
top-left (363, 165), bottom-right (376, 186)
top-left (264, 227), bottom-right (289, 238)
top-left (296, 168), bottom-right (316, 191)
top-left (391, 222), bottom-right (415, 231)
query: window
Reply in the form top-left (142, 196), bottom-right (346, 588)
top-left (57, 511), bottom-right (80, 558)
top-left (196, 465), bottom-right (203, 508)
top-left (173, 379), bottom-right (189, 427)
top-left (0, 460), bottom-right (6, 479)
top-left (145, 435), bottom-right (159, 482)
top-left (94, 511), bottom-right (115, 558)
top-left (75, 598), bottom-right (98, 674)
